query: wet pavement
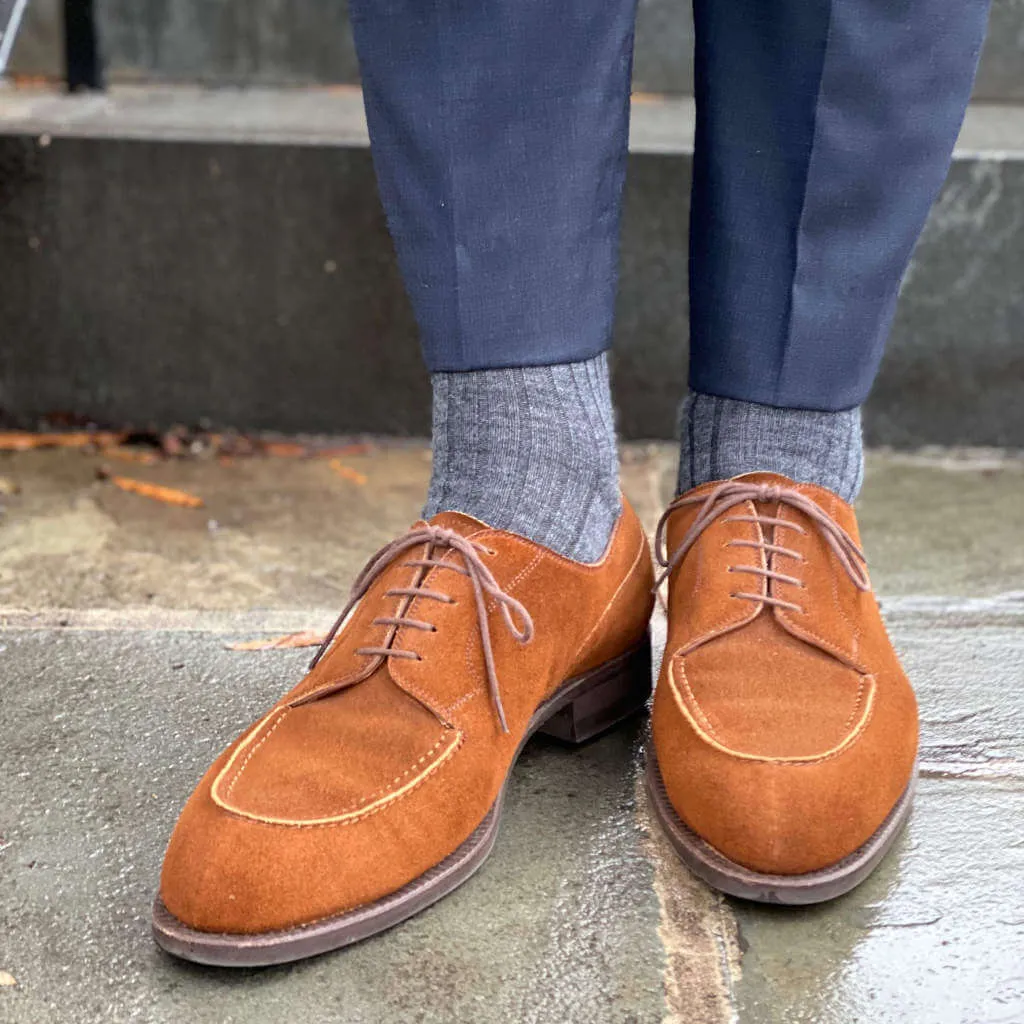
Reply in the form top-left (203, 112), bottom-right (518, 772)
top-left (0, 442), bottom-right (1022, 1023)
top-left (731, 614), bottom-right (1024, 1024)
top-left (0, 629), bottom-right (666, 1024)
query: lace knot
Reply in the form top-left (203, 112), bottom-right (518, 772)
top-left (754, 483), bottom-right (783, 504)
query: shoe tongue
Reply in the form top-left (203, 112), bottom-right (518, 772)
top-left (420, 509), bottom-right (494, 537)
top-left (729, 471), bottom-right (799, 488)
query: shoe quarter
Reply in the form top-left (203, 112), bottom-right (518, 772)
top-left (390, 533), bottom-right (554, 732)
top-left (287, 549), bottom-right (428, 704)
top-left (772, 499), bottom-right (873, 672)
top-left (392, 516), bottom-right (651, 738)
top-left (666, 500), bottom-right (768, 654)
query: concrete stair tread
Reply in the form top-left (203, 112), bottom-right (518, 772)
top-left (3, 83), bottom-right (1024, 158)
top-left (0, 444), bottom-right (1021, 1023)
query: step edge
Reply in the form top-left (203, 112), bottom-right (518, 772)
top-left (3, 84), bottom-right (1024, 159)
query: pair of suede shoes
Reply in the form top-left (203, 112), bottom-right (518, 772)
top-left (152, 472), bottom-right (918, 966)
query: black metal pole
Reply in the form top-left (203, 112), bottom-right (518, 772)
top-left (63, 0), bottom-right (103, 91)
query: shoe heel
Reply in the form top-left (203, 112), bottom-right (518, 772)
top-left (537, 635), bottom-right (652, 745)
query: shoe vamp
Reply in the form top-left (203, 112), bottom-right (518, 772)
top-left (681, 613), bottom-right (868, 759)
top-left (214, 664), bottom-right (456, 822)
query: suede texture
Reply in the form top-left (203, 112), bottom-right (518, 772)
top-left (160, 500), bottom-right (654, 934)
top-left (651, 473), bottom-right (918, 876)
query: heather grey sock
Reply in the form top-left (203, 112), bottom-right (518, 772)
top-left (424, 354), bottom-right (621, 563)
top-left (677, 391), bottom-right (864, 503)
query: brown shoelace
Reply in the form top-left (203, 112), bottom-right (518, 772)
top-left (653, 481), bottom-right (870, 612)
top-left (308, 526), bottom-right (534, 732)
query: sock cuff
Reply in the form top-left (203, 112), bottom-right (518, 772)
top-left (424, 354), bottom-right (621, 562)
top-left (678, 391), bottom-right (864, 503)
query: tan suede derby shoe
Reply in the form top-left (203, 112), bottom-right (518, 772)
top-left (647, 473), bottom-right (918, 904)
top-left (153, 499), bottom-right (654, 965)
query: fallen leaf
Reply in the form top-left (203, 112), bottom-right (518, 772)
top-left (103, 447), bottom-right (161, 466)
top-left (0, 477), bottom-right (20, 496)
top-left (0, 430), bottom-right (125, 451)
top-left (98, 471), bottom-right (205, 509)
top-left (0, 433), bottom-right (37, 452)
top-left (0, 971), bottom-right (16, 987)
top-left (263, 441), bottom-right (309, 459)
top-left (226, 630), bottom-right (326, 652)
top-left (317, 443), bottom-right (370, 459)
top-left (329, 459), bottom-right (367, 486)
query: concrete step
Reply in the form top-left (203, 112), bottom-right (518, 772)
top-left (9, 0), bottom-right (1024, 102)
top-left (0, 83), bottom-right (1023, 445)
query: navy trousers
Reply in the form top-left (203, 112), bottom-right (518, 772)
top-left (349, 0), bottom-right (990, 411)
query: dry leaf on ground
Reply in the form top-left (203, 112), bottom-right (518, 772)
top-left (0, 477), bottom-right (20, 496)
top-left (104, 447), bottom-right (161, 466)
top-left (329, 459), bottom-right (368, 486)
top-left (318, 443), bottom-right (370, 459)
top-left (97, 470), bottom-right (205, 509)
top-left (226, 630), bottom-right (326, 652)
top-left (0, 431), bottom-right (126, 452)
top-left (0, 971), bottom-right (17, 987)
top-left (263, 441), bottom-right (309, 459)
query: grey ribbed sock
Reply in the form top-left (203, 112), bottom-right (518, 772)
top-left (423, 354), bottom-right (621, 562)
top-left (677, 392), bottom-right (864, 502)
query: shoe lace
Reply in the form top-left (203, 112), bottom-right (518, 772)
top-left (307, 525), bottom-right (534, 733)
top-left (653, 481), bottom-right (870, 611)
